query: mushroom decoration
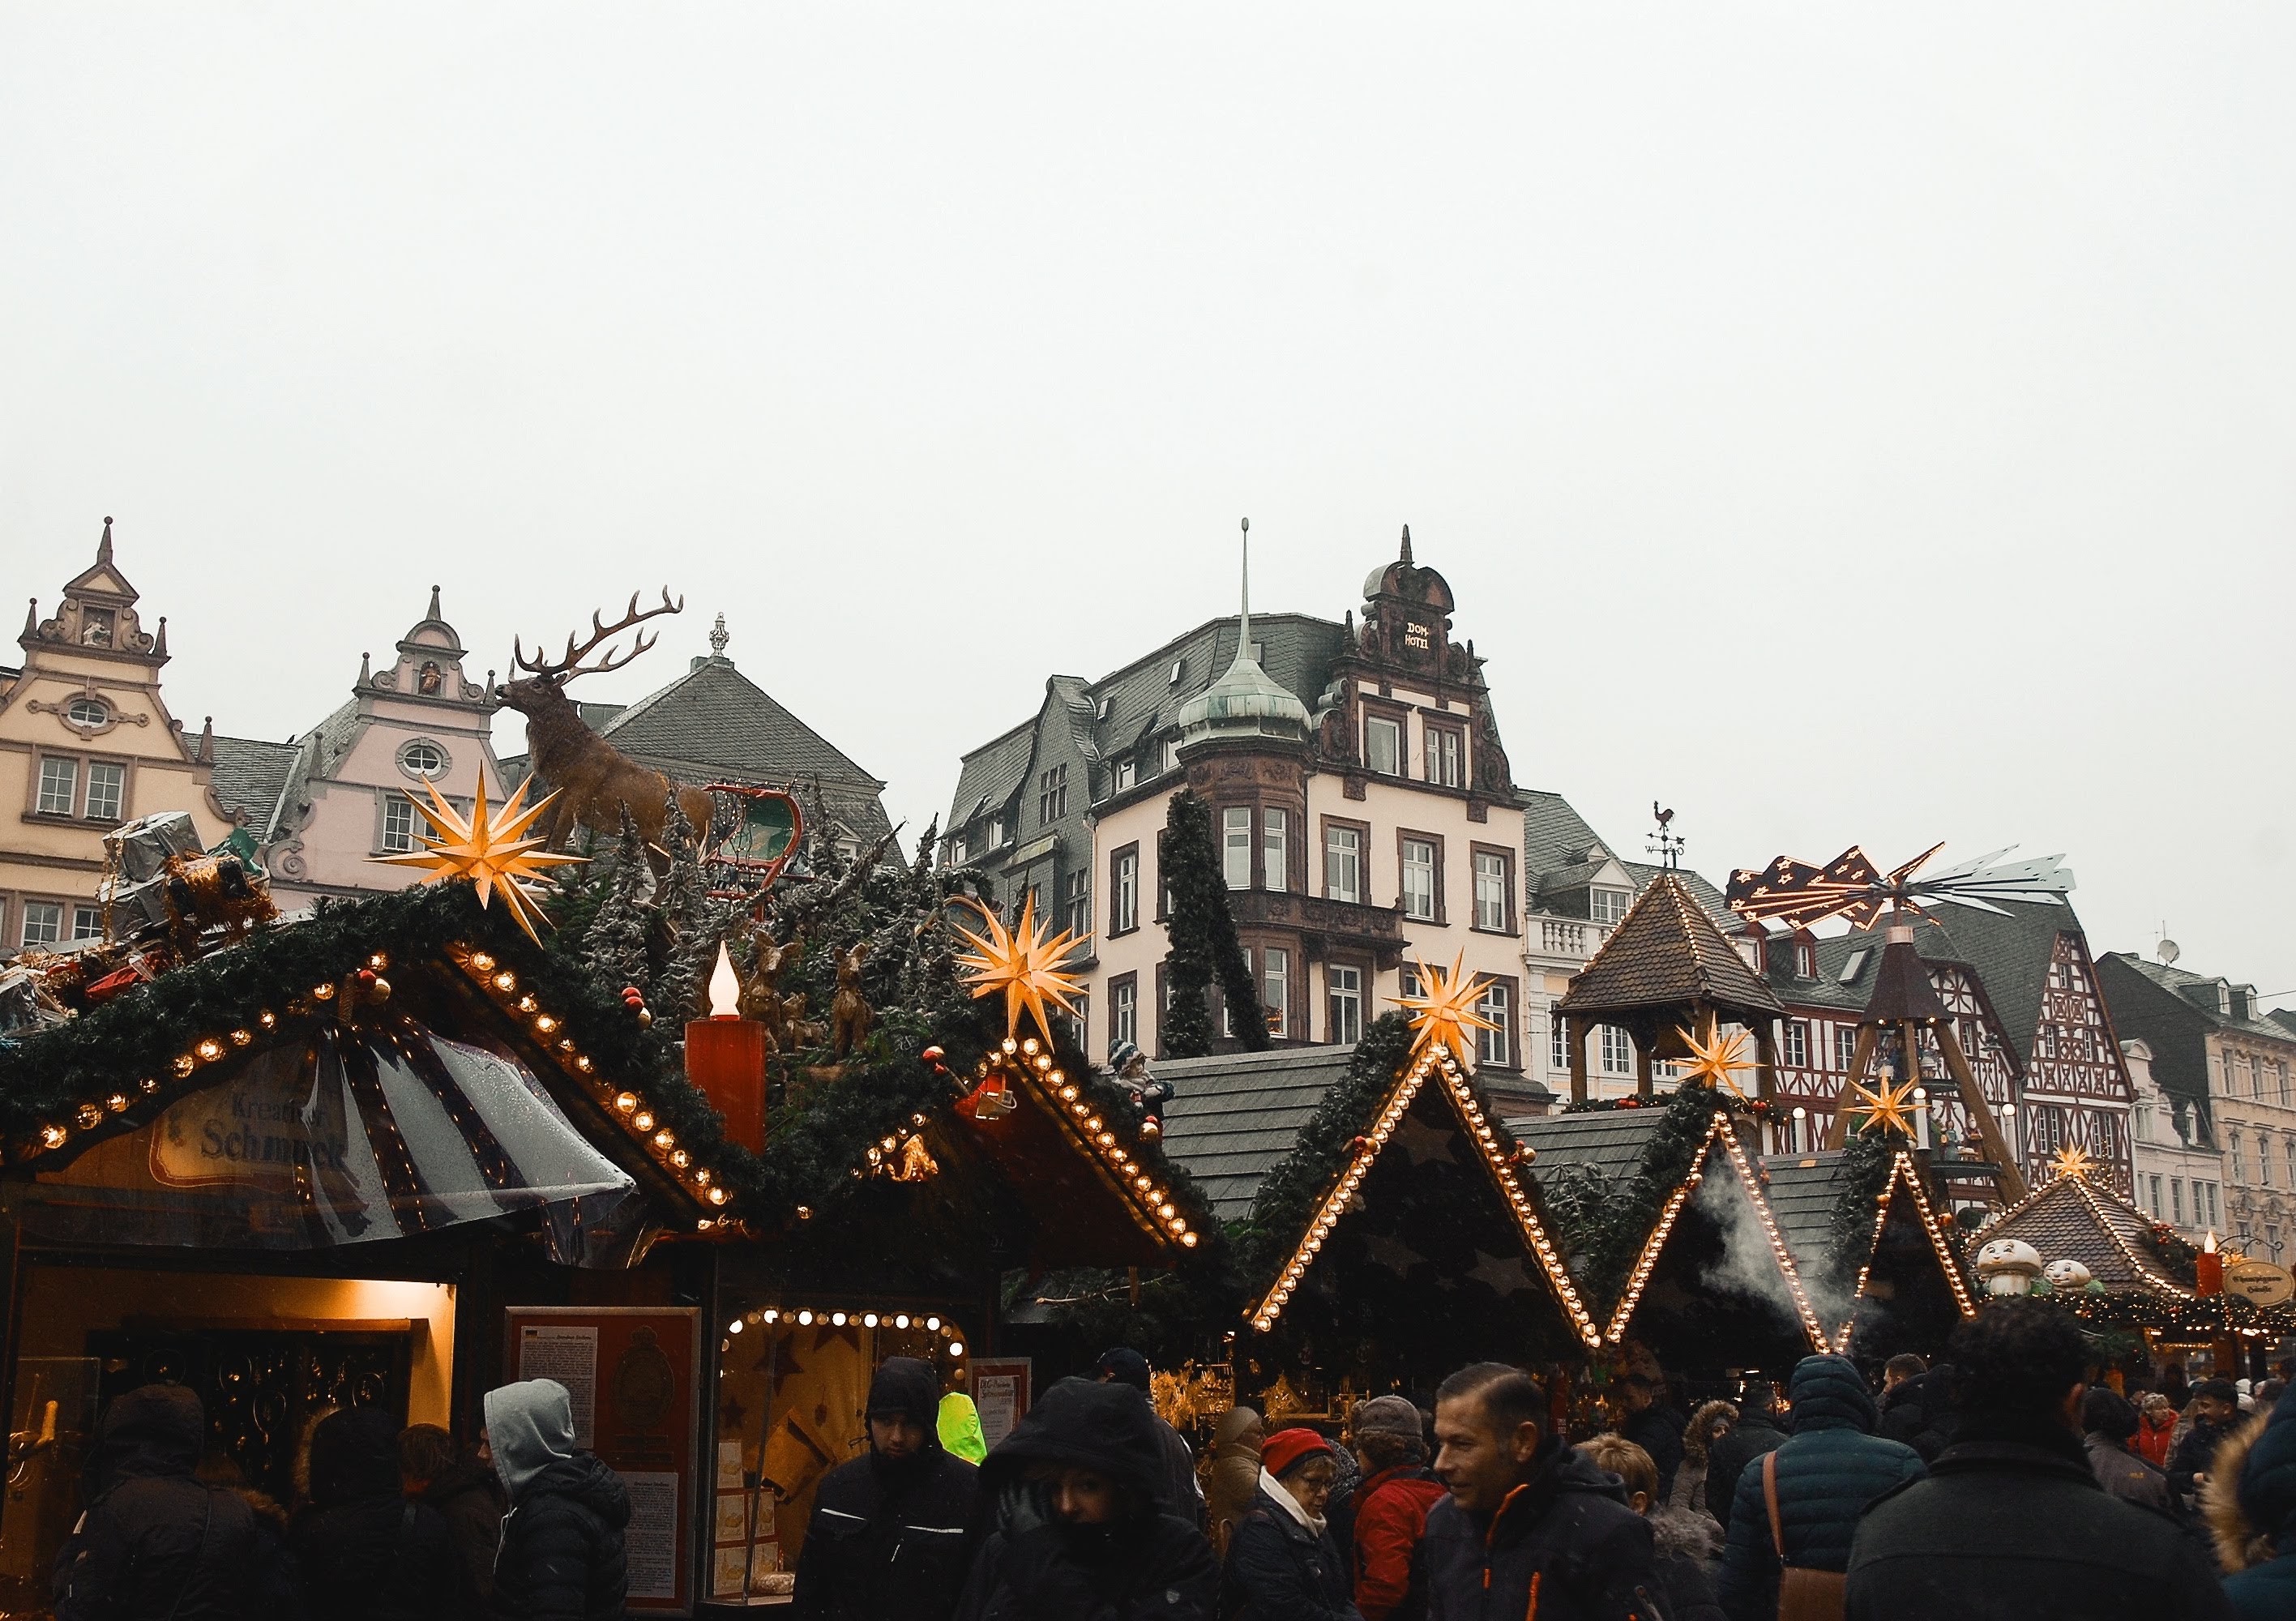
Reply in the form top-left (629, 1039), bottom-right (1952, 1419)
top-left (1975, 1237), bottom-right (2044, 1297)
top-left (2043, 1258), bottom-right (2093, 1292)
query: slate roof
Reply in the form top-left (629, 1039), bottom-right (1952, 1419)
top-left (1763, 1154), bottom-right (1855, 1274)
top-left (207, 735), bottom-right (300, 833)
top-left (1517, 788), bottom-right (1730, 926)
top-left (1558, 873), bottom-right (1785, 1019)
top-left (2274, 1010), bottom-right (2296, 1040)
top-left (1503, 1107), bottom-right (1668, 1186)
top-left (209, 699), bottom-right (366, 842)
top-left (2103, 955), bottom-right (2296, 1050)
top-left (1153, 1046), bottom-right (1358, 1221)
top-left (1978, 1173), bottom-right (2184, 1294)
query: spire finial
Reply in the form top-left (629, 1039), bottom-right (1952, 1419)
top-left (426, 584), bottom-right (442, 620)
top-left (1399, 523), bottom-right (1412, 566)
top-left (1238, 518), bottom-right (1251, 665)
top-left (708, 612), bottom-right (729, 659)
top-left (360, 651), bottom-right (372, 685)
top-left (97, 516), bottom-right (113, 564)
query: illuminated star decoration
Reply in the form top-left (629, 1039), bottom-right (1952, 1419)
top-left (1849, 1076), bottom-right (1920, 1139)
top-left (1394, 954), bottom-right (1500, 1070)
top-left (951, 893), bottom-right (1088, 1044)
top-left (370, 776), bottom-right (584, 943)
top-left (1674, 1016), bottom-right (1756, 1099)
top-left (2048, 1142), bottom-right (2096, 1183)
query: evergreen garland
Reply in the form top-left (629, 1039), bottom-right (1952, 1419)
top-left (580, 807), bottom-right (654, 997)
top-left (1825, 1131), bottom-right (1899, 1292)
top-left (1156, 791), bottom-right (1269, 1059)
top-left (1536, 1084), bottom-right (1734, 1311)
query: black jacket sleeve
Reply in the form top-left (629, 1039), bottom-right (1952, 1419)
top-left (1224, 1513), bottom-right (1359, 1621)
top-left (496, 1498), bottom-right (598, 1621)
top-left (53, 1501), bottom-right (129, 1621)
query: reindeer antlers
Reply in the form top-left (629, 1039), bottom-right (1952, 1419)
top-left (513, 588), bottom-right (685, 680)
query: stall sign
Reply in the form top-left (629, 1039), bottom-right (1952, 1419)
top-left (2227, 1260), bottom-right (2296, 1307)
top-left (148, 1057), bottom-right (351, 1191)
top-left (970, 1358), bottom-right (1031, 1450)
top-left (508, 1307), bottom-right (700, 1615)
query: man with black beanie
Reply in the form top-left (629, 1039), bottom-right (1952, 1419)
top-left (793, 1355), bottom-right (979, 1621)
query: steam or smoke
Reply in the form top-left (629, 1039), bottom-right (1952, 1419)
top-left (1695, 1173), bottom-right (1855, 1332)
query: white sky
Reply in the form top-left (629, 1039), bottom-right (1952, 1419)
top-left (6, 6), bottom-right (2293, 1005)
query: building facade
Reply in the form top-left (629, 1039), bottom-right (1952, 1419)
top-left (2123, 1037), bottom-right (2225, 1242)
top-left (2099, 952), bottom-right (2296, 1262)
top-left (1, 520), bottom-right (235, 951)
top-left (945, 532), bottom-right (1533, 1099)
top-left (211, 588), bottom-right (508, 913)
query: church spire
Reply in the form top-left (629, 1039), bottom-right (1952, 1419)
top-left (1238, 516), bottom-right (1251, 670)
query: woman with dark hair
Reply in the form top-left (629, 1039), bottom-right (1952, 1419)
top-left (956, 1377), bottom-right (1216, 1620)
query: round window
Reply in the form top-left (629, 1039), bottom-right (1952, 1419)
top-left (66, 695), bottom-right (109, 728)
top-left (400, 741), bottom-right (448, 778)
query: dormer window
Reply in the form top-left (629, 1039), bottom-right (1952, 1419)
top-left (951, 834), bottom-right (969, 866)
top-left (987, 814), bottom-right (1006, 847)
top-left (1589, 887), bottom-right (1631, 926)
top-left (66, 695), bottom-right (109, 728)
top-left (1114, 759), bottom-right (1136, 793)
top-left (1797, 939), bottom-right (1819, 979)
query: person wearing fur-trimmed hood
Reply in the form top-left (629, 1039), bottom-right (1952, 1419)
top-left (2205, 1380), bottom-right (2296, 1618)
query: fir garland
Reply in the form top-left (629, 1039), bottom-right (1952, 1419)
top-left (1156, 791), bottom-right (1269, 1059)
top-left (1537, 1084), bottom-right (1735, 1311)
top-left (1825, 1131), bottom-right (1898, 1292)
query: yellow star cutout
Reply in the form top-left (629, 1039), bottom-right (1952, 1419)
top-left (370, 776), bottom-right (584, 943)
top-left (952, 892), bottom-right (1088, 1044)
top-left (2047, 1142), bottom-right (2096, 1182)
top-left (1675, 1016), bottom-right (1756, 1098)
top-left (1849, 1076), bottom-right (1920, 1139)
top-left (1394, 954), bottom-right (1500, 1070)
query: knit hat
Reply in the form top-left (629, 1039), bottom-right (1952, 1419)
top-left (1095, 1348), bottom-right (1154, 1392)
top-left (1259, 1427), bottom-right (1334, 1481)
top-left (1109, 1041), bottom-right (1144, 1072)
top-left (1352, 1396), bottom-right (1424, 1442)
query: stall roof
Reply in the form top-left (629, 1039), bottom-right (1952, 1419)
top-left (1764, 1154), bottom-right (1857, 1275)
top-left (1503, 1106), bottom-right (1668, 1181)
top-left (1977, 1170), bottom-right (2190, 1297)
top-left (1156, 1046), bottom-right (1357, 1221)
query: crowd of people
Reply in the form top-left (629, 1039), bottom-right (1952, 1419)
top-left (52, 1375), bottom-right (627, 1621)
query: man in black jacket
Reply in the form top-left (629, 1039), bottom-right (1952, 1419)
top-left (1875, 1360), bottom-right (1956, 1463)
top-left (1844, 1301), bottom-right (2234, 1621)
top-left (794, 1355), bottom-right (978, 1621)
top-left (1421, 1362), bottom-right (1662, 1620)
top-left (54, 1384), bottom-right (259, 1621)
top-left (1616, 1374), bottom-right (1688, 1503)
top-left (956, 1376), bottom-right (1216, 1620)
top-left (484, 1377), bottom-right (631, 1621)
top-left (2169, 1378), bottom-right (2242, 1511)
top-left (1702, 1380), bottom-right (1787, 1526)
top-left (1095, 1346), bottom-right (1204, 1527)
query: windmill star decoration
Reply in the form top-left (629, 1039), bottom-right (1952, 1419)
top-left (1849, 1076), bottom-right (1921, 1140)
top-left (1395, 955), bottom-right (1499, 1070)
top-left (371, 776), bottom-right (584, 943)
top-left (2048, 1142), bottom-right (2097, 1183)
top-left (1675, 1016), bottom-right (1756, 1099)
top-left (1725, 841), bottom-right (2075, 931)
top-left (951, 893), bottom-right (1088, 1044)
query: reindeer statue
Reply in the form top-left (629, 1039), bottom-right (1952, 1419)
top-left (496, 589), bottom-right (716, 857)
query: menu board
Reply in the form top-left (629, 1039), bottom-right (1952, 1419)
top-left (508, 1307), bottom-right (700, 1615)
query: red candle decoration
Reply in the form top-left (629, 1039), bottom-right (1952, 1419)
top-left (686, 945), bottom-right (766, 1153)
top-left (2197, 1230), bottom-right (2224, 1298)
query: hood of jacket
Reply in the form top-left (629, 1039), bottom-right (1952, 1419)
top-left (1789, 1354), bottom-right (1877, 1435)
top-left (2207, 1405), bottom-right (2279, 1572)
top-left (867, 1357), bottom-right (944, 1454)
top-left (938, 1392), bottom-right (988, 1464)
top-left (1486, 1434), bottom-right (1631, 1543)
top-left (1649, 1503), bottom-right (1721, 1563)
top-left (309, 1407), bottom-right (403, 1508)
top-left (88, 1384), bottom-right (203, 1495)
top-left (981, 1376), bottom-right (1169, 1511)
top-left (1682, 1398), bottom-right (1738, 1464)
top-left (2238, 1381), bottom-right (2296, 1545)
top-left (1214, 1405), bottom-right (1264, 1456)
top-left (485, 1378), bottom-right (579, 1505)
top-left (518, 1452), bottom-right (632, 1530)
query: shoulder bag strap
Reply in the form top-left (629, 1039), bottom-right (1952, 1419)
top-left (1763, 1448), bottom-right (1787, 1567)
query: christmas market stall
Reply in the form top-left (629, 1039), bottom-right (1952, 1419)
top-left (1763, 1140), bottom-right (1976, 1363)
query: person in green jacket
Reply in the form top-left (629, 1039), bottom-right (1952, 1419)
top-left (939, 1393), bottom-right (990, 1465)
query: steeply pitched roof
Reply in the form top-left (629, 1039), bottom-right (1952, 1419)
top-left (1979, 1173), bottom-right (2188, 1296)
top-left (207, 735), bottom-right (300, 834)
top-left (1504, 1106), bottom-right (1668, 1185)
top-left (1558, 873), bottom-right (1785, 1019)
top-left (1762, 1153), bottom-right (1855, 1276)
top-left (1520, 789), bottom-right (1605, 882)
top-left (2104, 954), bottom-right (2296, 1049)
top-left (1154, 1046), bottom-right (1358, 1221)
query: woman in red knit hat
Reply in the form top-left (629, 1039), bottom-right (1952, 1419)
top-left (1218, 1427), bottom-right (1362, 1620)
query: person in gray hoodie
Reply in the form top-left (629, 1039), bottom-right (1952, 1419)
top-left (481, 1379), bottom-right (630, 1621)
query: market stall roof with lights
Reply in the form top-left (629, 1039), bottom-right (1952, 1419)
top-left (1976, 1156), bottom-right (2192, 1298)
top-left (1764, 1147), bottom-right (1976, 1355)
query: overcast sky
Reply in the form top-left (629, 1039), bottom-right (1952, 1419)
top-left (6, 6), bottom-right (2292, 1005)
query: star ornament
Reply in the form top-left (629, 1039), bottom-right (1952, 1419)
top-left (1394, 954), bottom-right (1499, 1070)
top-left (951, 893), bottom-right (1088, 1044)
top-left (1675, 1017), bottom-right (1756, 1098)
top-left (2048, 1143), bottom-right (2097, 1183)
top-left (1849, 1076), bottom-right (1920, 1139)
top-left (370, 776), bottom-right (584, 943)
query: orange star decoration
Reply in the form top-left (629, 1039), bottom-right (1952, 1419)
top-left (1848, 1076), bottom-right (1920, 1139)
top-left (1394, 954), bottom-right (1499, 1070)
top-left (2047, 1142), bottom-right (2096, 1182)
top-left (951, 893), bottom-right (1088, 1044)
top-left (1675, 1016), bottom-right (1756, 1098)
top-left (370, 776), bottom-right (584, 943)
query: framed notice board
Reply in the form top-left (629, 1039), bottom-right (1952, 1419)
top-left (507, 1307), bottom-right (702, 1615)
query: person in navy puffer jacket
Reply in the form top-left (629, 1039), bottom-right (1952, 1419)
top-left (1717, 1355), bottom-right (1924, 1621)
top-left (2207, 1381), bottom-right (2296, 1619)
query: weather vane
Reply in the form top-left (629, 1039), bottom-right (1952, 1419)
top-left (1647, 802), bottom-right (1684, 871)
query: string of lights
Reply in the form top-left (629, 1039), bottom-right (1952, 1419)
top-left (725, 1306), bottom-right (969, 1362)
top-left (1834, 1150), bottom-right (1978, 1349)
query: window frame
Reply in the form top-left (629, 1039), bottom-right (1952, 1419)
top-left (1108, 973), bottom-right (1139, 1054)
top-left (1600, 1024), bottom-right (1635, 1076)
top-left (379, 792), bottom-right (423, 854)
top-left (398, 738), bottom-right (451, 780)
top-left (20, 899), bottom-right (66, 947)
top-left (1109, 844), bottom-right (1141, 937)
top-left (1322, 816), bottom-right (1369, 906)
top-left (1262, 807), bottom-right (1291, 895)
top-left (1327, 960), bottom-right (1366, 1046)
top-left (1588, 886), bottom-right (1632, 926)
top-left (1037, 763), bottom-right (1069, 825)
top-left (1783, 1020), bottom-right (1810, 1069)
top-left (34, 755), bottom-right (79, 817)
top-left (65, 694), bottom-right (109, 729)
top-left (83, 759), bottom-right (126, 823)
top-left (1469, 844), bottom-right (1515, 935)
top-left (1221, 805), bottom-right (1254, 891)
top-left (1262, 943), bottom-right (1290, 1039)
top-left (1424, 721), bottom-right (1464, 788)
top-left (1475, 975), bottom-right (1516, 1070)
top-left (1396, 830), bottom-right (1443, 924)
top-left (1063, 869), bottom-right (1091, 939)
top-left (1362, 708), bottom-right (1405, 777)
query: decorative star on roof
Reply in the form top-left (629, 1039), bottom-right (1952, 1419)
top-left (1675, 1016), bottom-right (1756, 1098)
top-left (1394, 954), bottom-right (1499, 1069)
top-left (2048, 1142), bottom-right (2096, 1182)
top-left (952, 893), bottom-right (1088, 1044)
top-left (370, 776), bottom-right (584, 943)
top-left (1849, 1076), bottom-right (1920, 1139)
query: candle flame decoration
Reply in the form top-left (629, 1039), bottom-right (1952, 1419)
top-left (2206, 1228), bottom-right (2219, 1254)
top-left (370, 776), bottom-right (584, 943)
top-left (708, 941), bottom-right (742, 1017)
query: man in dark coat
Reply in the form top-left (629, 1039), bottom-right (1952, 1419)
top-left (1096, 1347), bottom-right (1204, 1527)
top-left (794, 1355), bottom-right (978, 1621)
top-left (1875, 1361), bottom-right (1956, 1462)
top-left (401, 1422), bottom-right (506, 1617)
top-left (484, 1377), bottom-right (631, 1621)
top-left (54, 1384), bottom-right (259, 1621)
top-left (1845, 1300), bottom-right (2235, 1621)
top-left (2172, 1379), bottom-right (2245, 1511)
top-left (1702, 1380), bottom-right (1787, 1526)
top-left (290, 1407), bottom-right (460, 1621)
top-left (1717, 1354), bottom-right (1923, 1621)
top-left (2212, 1381), bottom-right (2296, 1617)
top-left (2083, 1388), bottom-right (2174, 1514)
top-left (1420, 1362), bottom-right (1664, 1620)
top-left (955, 1375), bottom-right (1217, 1619)
top-left (1616, 1374), bottom-right (1688, 1503)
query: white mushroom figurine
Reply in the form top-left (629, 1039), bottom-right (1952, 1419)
top-left (1976, 1237), bottom-right (2044, 1296)
top-left (2043, 1258), bottom-right (2093, 1292)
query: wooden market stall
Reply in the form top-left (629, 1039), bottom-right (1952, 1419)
top-left (1765, 1146), bottom-right (1977, 1361)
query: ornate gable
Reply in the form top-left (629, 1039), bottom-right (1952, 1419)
top-left (24, 519), bottom-right (166, 666)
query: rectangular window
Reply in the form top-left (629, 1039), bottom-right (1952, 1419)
top-left (1222, 806), bottom-right (1253, 890)
top-left (1364, 715), bottom-right (1402, 776)
top-left (84, 761), bottom-right (125, 823)
top-left (1601, 1025), bottom-right (1634, 1076)
top-left (2173, 1179), bottom-right (2185, 1224)
top-left (2208, 1183), bottom-right (2221, 1227)
top-left (2264, 1136), bottom-right (2273, 1187)
top-left (381, 796), bottom-right (421, 853)
top-left (1068, 992), bottom-right (1088, 1050)
top-left (1426, 725), bottom-right (1463, 787)
top-left (1473, 850), bottom-right (1510, 932)
top-left (1550, 1003), bottom-right (1568, 1071)
top-left (1263, 809), bottom-right (1289, 894)
top-left (1400, 838), bottom-right (1438, 921)
top-left (1111, 847), bottom-right (1139, 935)
top-left (1263, 947), bottom-right (1289, 1034)
top-left (1325, 825), bottom-right (1362, 905)
top-left (1784, 1021), bottom-right (1810, 1068)
top-left (987, 814), bottom-right (1005, 848)
top-left (1114, 759), bottom-right (1136, 793)
top-left (1161, 738), bottom-right (1182, 775)
top-left (2234, 1133), bottom-right (2246, 1183)
top-left (71, 904), bottom-right (102, 942)
top-left (1836, 1027), bottom-right (1859, 1072)
top-left (1110, 975), bottom-right (1138, 1052)
top-left (950, 834), bottom-right (968, 866)
top-left (1328, 964), bottom-right (1363, 1046)
top-left (20, 901), bottom-right (63, 948)
top-left (1589, 887), bottom-right (1630, 926)
top-left (1224, 947), bottom-right (1252, 1037)
top-left (1477, 982), bottom-right (1511, 1068)
top-left (36, 757), bottom-right (77, 816)
top-left (1037, 764), bottom-right (1068, 825)
top-left (2148, 1175), bottom-right (2162, 1219)
top-left (1064, 870), bottom-right (1090, 939)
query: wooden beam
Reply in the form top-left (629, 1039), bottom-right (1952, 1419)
top-left (1635, 1034), bottom-right (1653, 1099)
top-left (1935, 1019), bottom-right (2028, 1203)
top-left (1568, 1013), bottom-right (1588, 1105)
top-left (1824, 1024), bottom-right (1882, 1149)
